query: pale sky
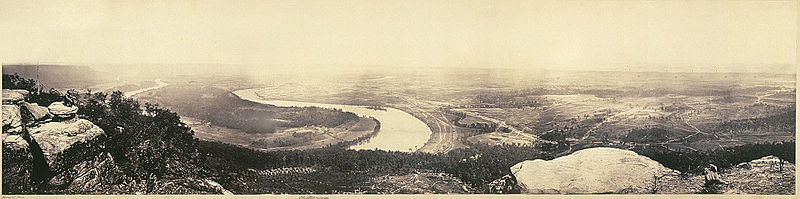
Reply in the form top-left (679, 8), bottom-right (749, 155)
top-left (1, 0), bottom-right (796, 73)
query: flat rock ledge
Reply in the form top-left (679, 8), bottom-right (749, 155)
top-left (512, 147), bottom-right (675, 194)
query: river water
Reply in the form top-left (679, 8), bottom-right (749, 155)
top-left (124, 79), bottom-right (169, 97)
top-left (233, 88), bottom-right (431, 152)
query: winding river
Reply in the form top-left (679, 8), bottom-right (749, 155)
top-left (233, 88), bottom-right (432, 152)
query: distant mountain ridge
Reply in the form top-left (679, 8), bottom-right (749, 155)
top-left (2, 65), bottom-right (114, 89)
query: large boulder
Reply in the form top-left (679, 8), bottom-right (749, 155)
top-left (3, 105), bottom-right (23, 134)
top-left (511, 147), bottom-right (674, 194)
top-left (21, 102), bottom-right (51, 122)
top-left (47, 102), bottom-right (78, 119)
top-left (28, 119), bottom-right (105, 166)
top-left (2, 89), bottom-right (28, 105)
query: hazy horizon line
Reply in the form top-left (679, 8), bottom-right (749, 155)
top-left (2, 62), bottom-right (796, 75)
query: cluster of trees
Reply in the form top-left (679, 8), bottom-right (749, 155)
top-left (74, 90), bottom-right (203, 180)
top-left (537, 130), bottom-right (571, 152)
top-left (445, 110), bottom-right (498, 133)
top-left (3, 73), bottom-right (37, 91)
top-left (623, 127), bottom-right (685, 143)
top-left (280, 107), bottom-right (359, 128)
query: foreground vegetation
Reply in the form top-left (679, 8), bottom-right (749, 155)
top-left (198, 140), bottom-right (547, 193)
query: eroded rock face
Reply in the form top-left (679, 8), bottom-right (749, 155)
top-left (3, 105), bottom-right (23, 134)
top-left (28, 119), bottom-right (105, 166)
top-left (511, 147), bottom-right (675, 194)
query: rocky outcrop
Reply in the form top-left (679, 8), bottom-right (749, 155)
top-left (2, 89), bottom-right (34, 193)
top-left (47, 102), bottom-right (78, 120)
top-left (721, 156), bottom-right (795, 194)
top-left (654, 155), bottom-right (796, 194)
top-left (3, 90), bottom-right (37, 134)
top-left (3, 89), bottom-right (28, 105)
top-left (3, 104), bottom-right (23, 134)
top-left (28, 119), bottom-right (105, 166)
top-left (21, 102), bottom-right (51, 122)
top-left (511, 147), bottom-right (675, 194)
top-left (3, 92), bottom-right (229, 194)
top-left (2, 93), bottom-right (115, 193)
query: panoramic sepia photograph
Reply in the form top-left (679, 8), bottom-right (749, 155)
top-left (1, 0), bottom-right (796, 196)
